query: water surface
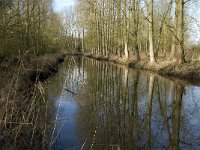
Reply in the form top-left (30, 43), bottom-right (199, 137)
top-left (46, 56), bottom-right (200, 150)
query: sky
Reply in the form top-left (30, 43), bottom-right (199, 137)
top-left (53, 0), bottom-right (74, 12)
top-left (188, 2), bottom-right (200, 44)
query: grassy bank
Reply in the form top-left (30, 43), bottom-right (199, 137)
top-left (0, 53), bottom-right (65, 149)
top-left (66, 52), bottom-right (200, 84)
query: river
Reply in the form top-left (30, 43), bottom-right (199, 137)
top-left (45, 56), bottom-right (200, 150)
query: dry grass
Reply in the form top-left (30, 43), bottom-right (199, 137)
top-left (0, 53), bottom-right (65, 149)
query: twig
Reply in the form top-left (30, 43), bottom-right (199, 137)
top-left (0, 121), bottom-right (32, 125)
top-left (81, 138), bottom-right (87, 150)
top-left (64, 88), bottom-right (76, 95)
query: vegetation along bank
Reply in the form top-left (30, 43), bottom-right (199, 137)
top-left (63, 0), bottom-right (200, 84)
top-left (82, 52), bottom-right (200, 84)
top-left (0, 53), bottom-right (65, 149)
top-left (1, 0), bottom-right (200, 148)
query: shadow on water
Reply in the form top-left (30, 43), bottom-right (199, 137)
top-left (46, 56), bottom-right (200, 150)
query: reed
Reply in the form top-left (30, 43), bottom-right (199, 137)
top-left (0, 53), bottom-right (65, 149)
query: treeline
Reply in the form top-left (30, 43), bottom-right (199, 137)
top-left (0, 0), bottom-right (65, 58)
top-left (65, 0), bottom-right (199, 63)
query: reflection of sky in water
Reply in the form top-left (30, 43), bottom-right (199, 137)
top-left (47, 56), bottom-right (200, 150)
top-left (180, 86), bottom-right (200, 147)
top-left (51, 92), bottom-right (79, 150)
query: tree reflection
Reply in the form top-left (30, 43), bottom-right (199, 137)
top-left (171, 82), bottom-right (184, 150)
top-left (48, 56), bottom-right (200, 150)
top-left (147, 74), bottom-right (155, 149)
top-left (73, 58), bottom-right (187, 149)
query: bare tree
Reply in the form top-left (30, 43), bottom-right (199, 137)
top-left (147, 0), bottom-right (155, 63)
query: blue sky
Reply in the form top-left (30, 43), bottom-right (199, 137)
top-left (53, 0), bottom-right (74, 11)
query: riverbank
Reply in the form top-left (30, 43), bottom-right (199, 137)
top-left (0, 53), bottom-right (65, 149)
top-left (0, 53), bottom-right (65, 92)
top-left (66, 52), bottom-right (200, 84)
top-left (20, 53), bottom-right (65, 90)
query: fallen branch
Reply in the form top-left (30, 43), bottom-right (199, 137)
top-left (64, 88), bottom-right (76, 95)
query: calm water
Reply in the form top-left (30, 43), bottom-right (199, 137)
top-left (46, 56), bottom-right (200, 150)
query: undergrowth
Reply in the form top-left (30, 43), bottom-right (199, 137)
top-left (0, 53), bottom-right (65, 149)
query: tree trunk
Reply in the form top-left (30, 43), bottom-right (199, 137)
top-left (132, 0), bottom-right (140, 61)
top-left (175, 0), bottom-right (185, 63)
top-left (156, 0), bottom-right (173, 58)
top-left (170, 0), bottom-right (178, 60)
top-left (123, 0), bottom-right (129, 58)
top-left (148, 0), bottom-right (155, 63)
top-left (124, 40), bottom-right (129, 58)
top-left (82, 27), bottom-right (84, 52)
top-left (170, 35), bottom-right (176, 59)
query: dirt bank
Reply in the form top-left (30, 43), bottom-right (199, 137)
top-left (0, 53), bottom-right (65, 89)
top-left (66, 52), bottom-right (200, 84)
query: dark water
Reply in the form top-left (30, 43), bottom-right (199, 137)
top-left (46, 56), bottom-right (200, 150)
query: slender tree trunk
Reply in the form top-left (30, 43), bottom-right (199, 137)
top-left (37, 1), bottom-right (41, 55)
top-left (123, 0), bottom-right (129, 58)
top-left (124, 40), bottom-right (129, 58)
top-left (170, 35), bottom-right (176, 59)
top-left (170, 0), bottom-right (177, 59)
top-left (82, 27), bottom-right (84, 52)
top-left (176, 0), bottom-right (185, 63)
top-left (17, 0), bottom-right (22, 58)
top-left (116, 0), bottom-right (122, 57)
top-left (147, 0), bottom-right (155, 63)
top-left (132, 0), bottom-right (140, 61)
top-left (156, 0), bottom-right (173, 57)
